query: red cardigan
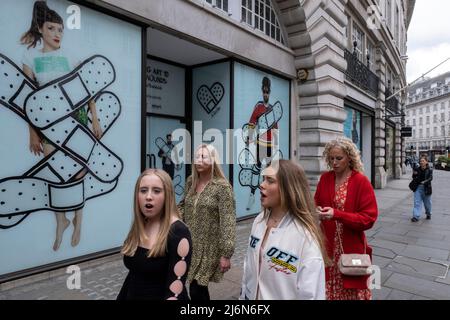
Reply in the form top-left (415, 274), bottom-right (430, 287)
top-left (315, 170), bottom-right (378, 290)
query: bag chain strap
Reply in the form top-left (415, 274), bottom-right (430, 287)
top-left (335, 220), bottom-right (367, 255)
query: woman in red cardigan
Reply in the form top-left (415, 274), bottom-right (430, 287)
top-left (315, 137), bottom-right (378, 300)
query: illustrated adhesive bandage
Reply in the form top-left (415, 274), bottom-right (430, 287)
top-left (173, 175), bottom-right (184, 196)
top-left (237, 148), bottom-right (283, 190)
top-left (196, 82), bottom-right (224, 114)
top-left (256, 101), bottom-right (283, 132)
top-left (238, 148), bottom-right (262, 190)
top-left (155, 137), bottom-right (174, 161)
top-left (0, 53), bottom-right (37, 119)
top-left (25, 55), bottom-right (115, 129)
top-left (0, 53), bottom-right (122, 229)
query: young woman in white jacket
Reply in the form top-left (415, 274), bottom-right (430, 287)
top-left (241, 160), bottom-right (329, 300)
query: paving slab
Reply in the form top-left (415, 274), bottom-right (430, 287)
top-left (400, 244), bottom-right (449, 261)
top-left (385, 273), bottom-right (450, 300)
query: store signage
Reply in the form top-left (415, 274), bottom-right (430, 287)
top-left (401, 126), bottom-right (412, 137)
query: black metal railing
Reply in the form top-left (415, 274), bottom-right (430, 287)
top-left (385, 89), bottom-right (399, 114)
top-left (344, 49), bottom-right (379, 97)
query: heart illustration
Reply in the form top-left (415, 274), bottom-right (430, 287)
top-left (196, 82), bottom-right (225, 114)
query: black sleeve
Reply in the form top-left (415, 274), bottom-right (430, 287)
top-left (424, 169), bottom-right (433, 184)
top-left (164, 221), bottom-right (192, 300)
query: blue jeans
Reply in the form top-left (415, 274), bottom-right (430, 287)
top-left (413, 185), bottom-right (432, 219)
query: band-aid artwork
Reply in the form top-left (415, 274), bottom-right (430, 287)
top-left (238, 76), bottom-right (284, 211)
top-left (196, 82), bottom-right (225, 115)
top-left (0, 53), bottom-right (123, 233)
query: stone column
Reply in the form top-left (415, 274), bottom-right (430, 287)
top-left (374, 45), bottom-right (387, 188)
top-left (286, 0), bottom-right (348, 188)
top-left (395, 121), bottom-right (402, 178)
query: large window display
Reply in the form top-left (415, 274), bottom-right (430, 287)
top-left (0, 0), bottom-right (142, 278)
top-left (344, 106), bottom-right (362, 150)
top-left (233, 62), bottom-right (290, 218)
top-left (192, 62), bottom-right (230, 178)
top-left (146, 58), bottom-right (186, 203)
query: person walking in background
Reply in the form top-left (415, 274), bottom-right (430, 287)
top-left (241, 160), bottom-right (327, 300)
top-left (315, 137), bottom-right (378, 300)
top-left (117, 169), bottom-right (192, 300)
top-left (410, 155), bottom-right (433, 222)
top-left (157, 134), bottom-right (178, 179)
top-left (178, 144), bottom-right (236, 301)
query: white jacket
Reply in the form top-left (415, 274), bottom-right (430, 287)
top-left (240, 212), bottom-right (325, 300)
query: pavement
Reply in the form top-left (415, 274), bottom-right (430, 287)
top-left (1, 168), bottom-right (450, 300)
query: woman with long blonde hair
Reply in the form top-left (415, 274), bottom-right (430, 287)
top-left (241, 159), bottom-right (328, 300)
top-left (117, 169), bottom-right (192, 300)
top-left (178, 144), bottom-right (236, 301)
top-left (315, 137), bottom-right (378, 300)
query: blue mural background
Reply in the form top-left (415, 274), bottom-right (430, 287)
top-left (0, 0), bottom-right (141, 276)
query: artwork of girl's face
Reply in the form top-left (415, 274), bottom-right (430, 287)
top-left (138, 174), bottom-right (165, 221)
top-left (260, 166), bottom-right (281, 210)
top-left (194, 147), bottom-right (212, 173)
top-left (39, 21), bottom-right (64, 51)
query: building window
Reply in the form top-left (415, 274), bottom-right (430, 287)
top-left (420, 108), bottom-right (423, 115)
top-left (352, 22), bottom-right (365, 62)
top-left (426, 105), bottom-right (430, 113)
top-left (419, 118), bottom-right (423, 125)
top-left (206, 0), bottom-right (229, 12)
top-left (434, 127), bottom-right (438, 136)
top-left (419, 129), bottom-right (423, 138)
top-left (426, 128), bottom-right (430, 138)
top-left (413, 118), bottom-right (416, 126)
top-left (433, 114), bottom-right (437, 123)
top-left (441, 113), bottom-right (445, 121)
top-left (433, 104), bottom-right (437, 111)
top-left (386, 0), bottom-right (392, 30)
top-left (426, 116), bottom-right (430, 124)
top-left (413, 109), bottom-right (416, 116)
top-left (366, 40), bottom-right (375, 71)
top-left (442, 126), bottom-right (445, 136)
top-left (242, 0), bottom-right (285, 45)
top-left (394, 6), bottom-right (399, 45)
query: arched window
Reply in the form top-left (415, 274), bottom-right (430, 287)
top-left (241, 0), bottom-right (286, 45)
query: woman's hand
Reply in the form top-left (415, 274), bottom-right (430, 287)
top-left (29, 127), bottom-right (43, 156)
top-left (318, 207), bottom-right (334, 220)
top-left (219, 256), bottom-right (231, 273)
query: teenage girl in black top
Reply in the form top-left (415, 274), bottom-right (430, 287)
top-left (117, 169), bottom-right (192, 300)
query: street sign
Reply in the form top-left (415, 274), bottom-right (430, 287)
top-left (401, 126), bottom-right (412, 137)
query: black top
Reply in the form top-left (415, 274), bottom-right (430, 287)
top-left (117, 220), bottom-right (192, 300)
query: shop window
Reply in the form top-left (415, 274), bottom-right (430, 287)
top-left (344, 107), bottom-right (362, 150)
top-left (0, 0), bottom-right (142, 279)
